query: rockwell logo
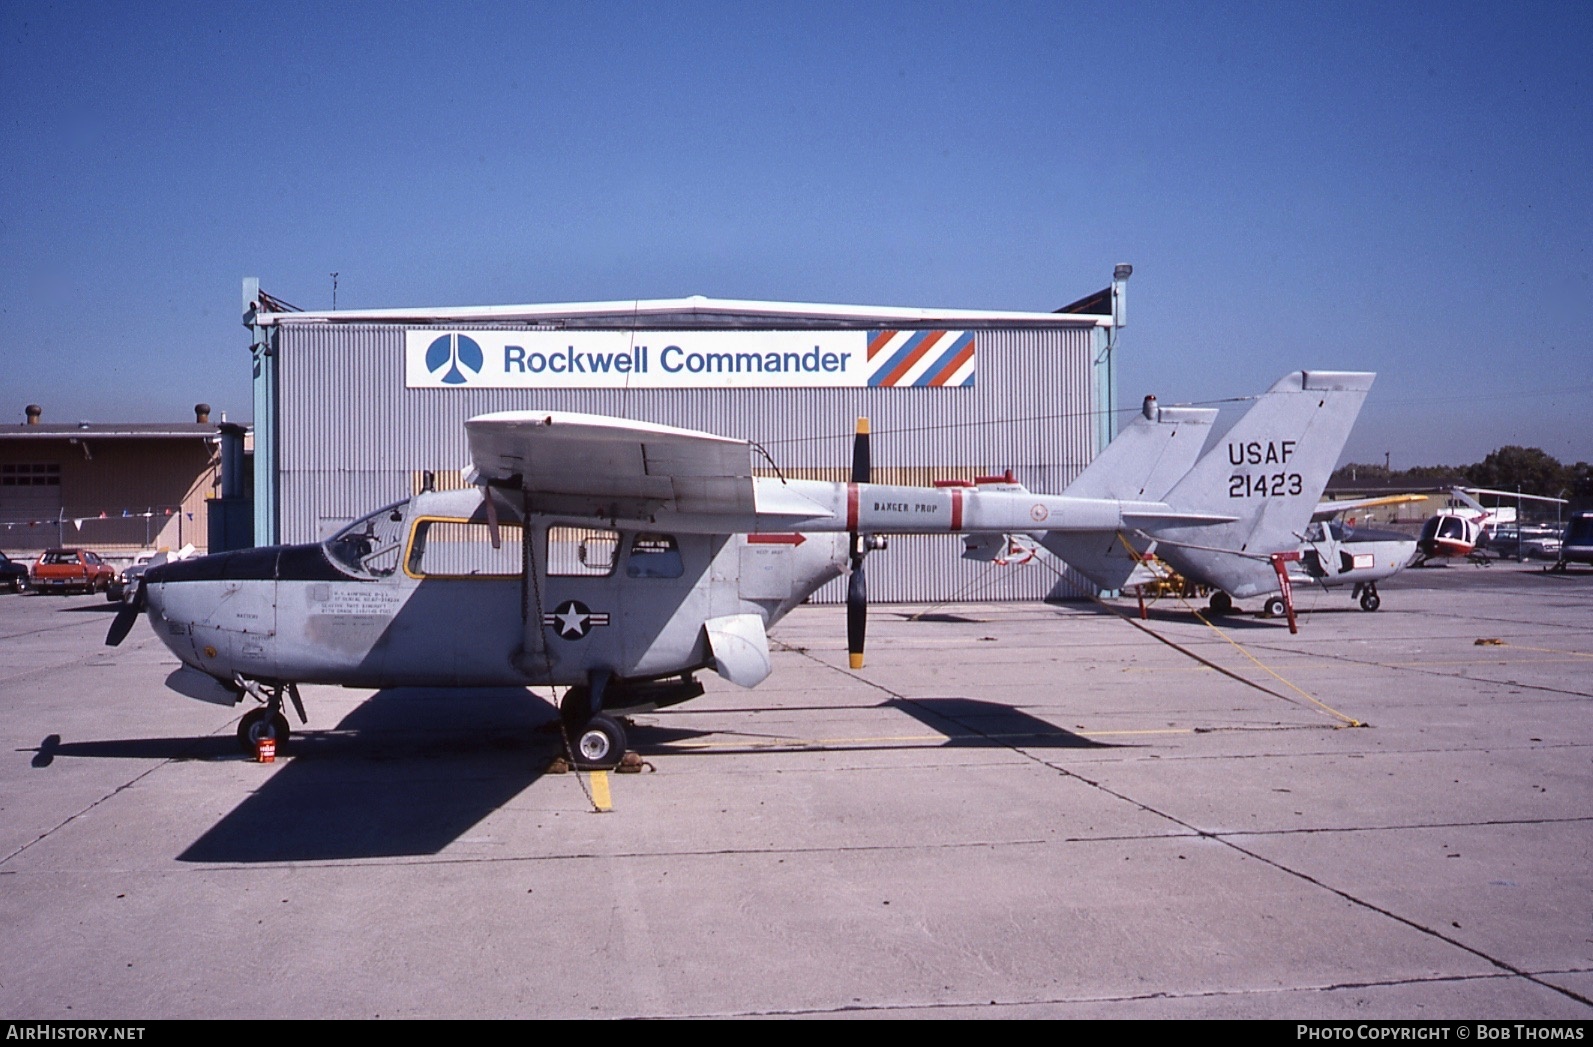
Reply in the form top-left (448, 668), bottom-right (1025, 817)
top-left (425, 334), bottom-right (484, 385)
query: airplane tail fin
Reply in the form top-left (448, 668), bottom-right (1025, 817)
top-left (1038, 397), bottom-right (1217, 590)
top-left (1143, 370), bottom-right (1374, 599)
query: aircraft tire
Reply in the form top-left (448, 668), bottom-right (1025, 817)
top-left (238, 708), bottom-right (291, 754)
top-left (572, 714), bottom-right (626, 769)
top-left (1359, 590), bottom-right (1381, 612)
top-left (1263, 597), bottom-right (1286, 618)
top-left (1208, 592), bottom-right (1233, 615)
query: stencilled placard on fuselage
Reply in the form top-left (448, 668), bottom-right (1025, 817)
top-left (308, 585), bottom-right (405, 616)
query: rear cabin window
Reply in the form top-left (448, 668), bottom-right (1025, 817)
top-left (548, 527), bottom-right (619, 577)
top-left (407, 520), bottom-right (523, 577)
top-left (627, 534), bottom-right (683, 578)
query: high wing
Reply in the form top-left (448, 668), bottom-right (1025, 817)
top-left (466, 410), bottom-right (846, 530)
top-left (466, 411), bottom-right (842, 527)
top-left (466, 411), bottom-right (759, 515)
top-left (1311, 493), bottom-right (1427, 523)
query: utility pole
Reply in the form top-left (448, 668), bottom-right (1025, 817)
top-left (331, 272), bottom-right (339, 310)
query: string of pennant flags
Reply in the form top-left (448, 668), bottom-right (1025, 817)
top-left (0, 507), bottom-right (194, 531)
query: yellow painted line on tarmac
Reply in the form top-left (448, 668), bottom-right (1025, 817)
top-left (666, 733), bottom-right (948, 751)
top-left (1123, 653), bottom-right (1591, 672)
top-left (658, 726), bottom-right (1199, 752)
top-left (589, 770), bottom-right (612, 812)
top-left (1076, 728), bottom-right (1197, 738)
top-left (1502, 644), bottom-right (1593, 659)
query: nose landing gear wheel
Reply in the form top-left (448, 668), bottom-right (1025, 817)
top-left (571, 713), bottom-right (626, 770)
top-left (1359, 588), bottom-right (1381, 612)
top-left (1263, 596), bottom-right (1286, 618)
top-left (238, 708), bottom-right (291, 754)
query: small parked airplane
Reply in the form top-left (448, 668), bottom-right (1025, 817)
top-left (1293, 508), bottom-right (1418, 613)
top-left (109, 370), bottom-right (1372, 766)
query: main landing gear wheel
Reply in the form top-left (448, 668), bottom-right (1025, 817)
top-left (1359, 587), bottom-right (1381, 612)
top-left (1263, 596), bottom-right (1286, 618)
top-left (238, 708), bottom-right (290, 754)
top-left (571, 713), bottom-right (626, 770)
top-left (1208, 591), bottom-right (1233, 615)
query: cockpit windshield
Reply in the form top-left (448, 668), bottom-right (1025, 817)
top-left (1303, 522), bottom-right (1347, 543)
top-left (325, 499), bottom-right (412, 578)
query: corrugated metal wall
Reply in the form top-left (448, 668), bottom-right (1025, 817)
top-left (276, 323), bottom-right (1100, 601)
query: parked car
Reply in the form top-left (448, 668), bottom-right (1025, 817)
top-left (106, 551), bottom-right (158, 602)
top-left (0, 551), bottom-right (29, 593)
top-left (30, 548), bottom-right (116, 594)
top-left (105, 544), bottom-right (197, 602)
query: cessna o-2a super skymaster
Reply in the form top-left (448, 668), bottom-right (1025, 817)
top-left (108, 370), bottom-right (1373, 767)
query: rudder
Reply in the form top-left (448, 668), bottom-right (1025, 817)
top-left (1144, 370), bottom-right (1374, 599)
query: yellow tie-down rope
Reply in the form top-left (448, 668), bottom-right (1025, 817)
top-left (1084, 533), bottom-right (1365, 728)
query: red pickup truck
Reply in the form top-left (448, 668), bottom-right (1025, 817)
top-left (31, 548), bottom-right (117, 595)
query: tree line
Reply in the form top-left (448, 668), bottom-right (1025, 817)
top-left (1331, 446), bottom-right (1592, 502)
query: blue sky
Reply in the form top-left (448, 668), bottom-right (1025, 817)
top-left (3, 1), bottom-right (1589, 467)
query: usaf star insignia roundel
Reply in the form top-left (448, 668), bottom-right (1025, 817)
top-left (543, 600), bottom-right (612, 640)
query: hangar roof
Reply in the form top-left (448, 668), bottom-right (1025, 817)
top-left (1, 423), bottom-right (221, 441)
top-left (254, 294), bottom-right (1112, 330)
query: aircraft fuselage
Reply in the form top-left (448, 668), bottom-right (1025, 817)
top-left (141, 488), bottom-right (847, 697)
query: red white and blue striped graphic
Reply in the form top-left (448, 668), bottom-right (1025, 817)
top-left (866, 330), bottom-right (976, 387)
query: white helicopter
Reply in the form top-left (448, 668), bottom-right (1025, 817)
top-left (1416, 488), bottom-right (1496, 563)
top-left (109, 370), bottom-right (1372, 767)
top-left (1416, 487), bottom-right (1568, 565)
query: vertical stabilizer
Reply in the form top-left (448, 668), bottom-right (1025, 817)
top-left (1039, 398), bottom-right (1218, 590)
top-left (1145, 371), bottom-right (1374, 599)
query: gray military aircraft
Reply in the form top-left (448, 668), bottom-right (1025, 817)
top-left (1035, 371), bottom-right (1375, 622)
top-left (108, 369), bottom-right (1372, 767)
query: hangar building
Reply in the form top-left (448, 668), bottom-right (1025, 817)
top-left (1, 405), bottom-right (223, 560)
top-left (244, 268), bottom-right (1131, 602)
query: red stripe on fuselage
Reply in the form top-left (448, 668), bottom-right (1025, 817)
top-left (847, 484), bottom-right (859, 532)
top-left (950, 488), bottom-right (963, 531)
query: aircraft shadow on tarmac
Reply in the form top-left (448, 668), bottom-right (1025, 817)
top-left (883, 696), bottom-right (1111, 750)
top-left (1117, 605), bottom-right (1316, 629)
top-left (29, 690), bottom-right (1105, 864)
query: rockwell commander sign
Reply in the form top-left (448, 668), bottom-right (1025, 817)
top-left (404, 330), bottom-right (975, 389)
